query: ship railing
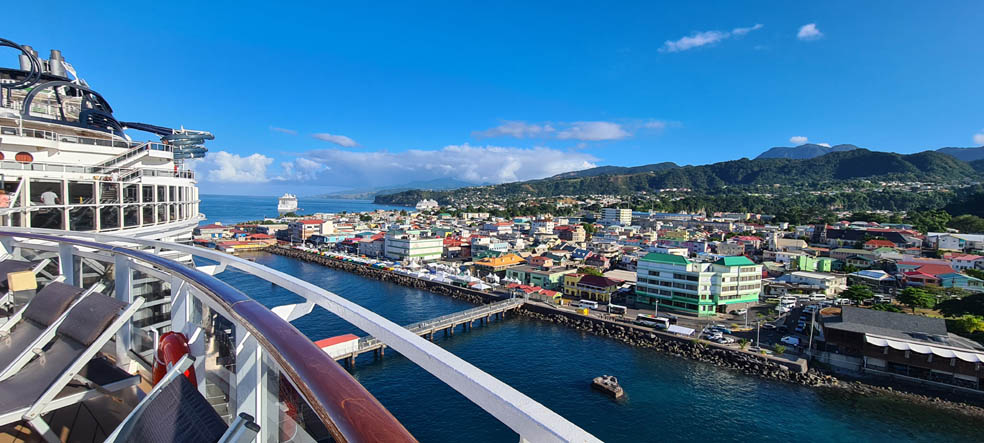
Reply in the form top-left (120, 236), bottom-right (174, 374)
top-left (0, 123), bottom-right (132, 148)
top-left (0, 159), bottom-right (194, 180)
top-left (0, 229), bottom-right (415, 442)
top-left (96, 142), bottom-right (173, 168)
top-left (0, 228), bottom-right (600, 443)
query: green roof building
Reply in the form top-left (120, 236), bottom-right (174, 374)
top-left (635, 253), bottom-right (762, 317)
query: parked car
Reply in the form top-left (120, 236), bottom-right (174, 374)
top-left (780, 336), bottom-right (800, 346)
top-left (702, 332), bottom-right (723, 341)
top-left (709, 326), bottom-right (733, 335)
top-left (761, 323), bottom-right (777, 330)
top-left (731, 308), bottom-right (747, 316)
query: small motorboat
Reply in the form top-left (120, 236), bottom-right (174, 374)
top-left (591, 375), bottom-right (624, 400)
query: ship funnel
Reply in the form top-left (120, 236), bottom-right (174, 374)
top-left (19, 45), bottom-right (37, 71)
top-left (48, 49), bottom-right (66, 77)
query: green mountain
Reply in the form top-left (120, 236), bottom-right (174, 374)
top-left (937, 146), bottom-right (984, 162)
top-left (755, 143), bottom-right (860, 159)
top-left (548, 162), bottom-right (678, 179)
top-left (374, 149), bottom-right (981, 205)
top-left (319, 178), bottom-right (482, 200)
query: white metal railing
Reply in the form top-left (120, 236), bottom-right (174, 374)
top-left (1, 228), bottom-right (601, 442)
top-left (0, 159), bottom-right (194, 180)
top-left (0, 123), bottom-right (131, 148)
top-left (96, 142), bottom-right (173, 168)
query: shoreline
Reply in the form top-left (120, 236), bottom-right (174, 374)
top-left (264, 245), bottom-right (984, 419)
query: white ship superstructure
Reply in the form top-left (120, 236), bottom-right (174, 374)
top-left (0, 38), bottom-right (211, 242)
top-left (278, 192), bottom-right (298, 214)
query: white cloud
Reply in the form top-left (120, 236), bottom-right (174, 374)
top-left (270, 126), bottom-right (297, 135)
top-left (312, 133), bottom-right (358, 147)
top-left (556, 121), bottom-right (630, 141)
top-left (644, 120), bottom-right (668, 130)
top-left (817, 142), bottom-right (831, 147)
top-left (789, 136), bottom-right (808, 144)
top-left (797, 23), bottom-right (823, 41)
top-left (296, 144), bottom-right (598, 187)
top-left (279, 157), bottom-right (327, 181)
top-left (660, 24), bottom-right (763, 53)
top-left (974, 131), bottom-right (984, 145)
top-left (190, 151), bottom-right (274, 183)
top-left (732, 23), bottom-right (764, 36)
top-left (473, 121), bottom-right (555, 138)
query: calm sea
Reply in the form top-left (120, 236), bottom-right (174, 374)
top-left (213, 251), bottom-right (984, 443)
top-left (199, 194), bottom-right (409, 225)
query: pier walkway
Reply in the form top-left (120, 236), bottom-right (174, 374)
top-left (338, 297), bottom-right (525, 364)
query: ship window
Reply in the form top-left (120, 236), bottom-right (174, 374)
top-left (142, 185), bottom-right (155, 203)
top-left (68, 181), bottom-right (94, 205)
top-left (169, 204), bottom-right (177, 221)
top-left (157, 186), bottom-right (166, 202)
top-left (31, 208), bottom-right (63, 230)
top-left (69, 207), bottom-right (95, 231)
top-left (143, 205), bottom-right (155, 224)
top-left (100, 182), bottom-right (120, 204)
top-left (15, 152), bottom-right (33, 163)
top-left (30, 180), bottom-right (62, 206)
top-left (124, 206), bottom-right (139, 227)
top-left (123, 184), bottom-right (139, 204)
top-left (99, 206), bottom-right (119, 230)
top-left (157, 204), bottom-right (167, 222)
top-left (169, 186), bottom-right (176, 202)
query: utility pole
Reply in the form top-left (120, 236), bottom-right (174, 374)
top-left (807, 307), bottom-right (816, 356)
top-left (756, 320), bottom-right (761, 347)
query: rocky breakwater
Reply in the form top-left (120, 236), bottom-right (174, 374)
top-left (517, 304), bottom-right (835, 388)
top-left (266, 246), bottom-right (490, 305)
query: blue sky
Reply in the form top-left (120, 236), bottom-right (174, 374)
top-left (6, 2), bottom-right (983, 195)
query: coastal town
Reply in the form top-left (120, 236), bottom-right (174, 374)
top-left (195, 198), bottom-right (984, 398)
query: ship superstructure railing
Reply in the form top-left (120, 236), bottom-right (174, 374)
top-left (96, 142), bottom-right (173, 168)
top-left (0, 122), bottom-right (130, 148)
top-left (0, 228), bottom-right (601, 443)
top-left (0, 159), bottom-right (194, 180)
top-left (0, 229), bottom-right (416, 442)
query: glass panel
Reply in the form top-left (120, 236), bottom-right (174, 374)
top-left (31, 208), bottom-right (63, 229)
top-left (169, 186), bottom-right (176, 202)
top-left (157, 204), bottom-right (167, 223)
top-left (157, 186), bottom-right (166, 202)
top-left (123, 184), bottom-right (139, 204)
top-left (30, 179), bottom-right (62, 206)
top-left (142, 185), bottom-right (155, 203)
top-left (68, 181), bottom-right (95, 205)
top-left (124, 206), bottom-right (139, 227)
top-left (100, 182), bottom-right (120, 204)
top-left (142, 205), bottom-right (155, 225)
top-left (100, 206), bottom-right (120, 230)
top-left (69, 207), bottom-right (95, 231)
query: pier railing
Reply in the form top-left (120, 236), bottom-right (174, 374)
top-left (357, 298), bottom-right (524, 350)
top-left (0, 228), bottom-right (600, 443)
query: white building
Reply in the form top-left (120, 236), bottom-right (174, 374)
top-left (634, 253), bottom-right (762, 317)
top-left (415, 199), bottom-right (440, 211)
top-left (601, 208), bottom-right (632, 226)
top-left (786, 271), bottom-right (847, 296)
top-left (384, 229), bottom-right (443, 261)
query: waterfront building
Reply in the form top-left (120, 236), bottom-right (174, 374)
top-left (601, 208), bottom-right (632, 226)
top-left (383, 229), bottom-right (443, 261)
top-left (473, 253), bottom-right (525, 277)
top-left (288, 219), bottom-right (327, 242)
top-left (505, 265), bottom-right (577, 290)
top-left (635, 253), bottom-right (762, 317)
top-left (819, 306), bottom-right (984, 390)
top-left (564, 274), bottom-right (622, 302)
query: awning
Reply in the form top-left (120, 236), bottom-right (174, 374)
top-left (667, 325), bottom-right (695, 336)
top-left (865, 334), bottom-right (984, 363)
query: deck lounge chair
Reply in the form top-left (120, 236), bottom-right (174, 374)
top-left (0, 282), bottom-right (93, 374)
top-left (106, 355), bottom-right (260, 443)
top-left (0, 293), bottom-right (144, 442)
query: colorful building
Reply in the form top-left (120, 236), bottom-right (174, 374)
top-left (635, 253), bottom-right (762, 317)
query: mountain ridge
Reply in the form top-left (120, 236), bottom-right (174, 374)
top-left (755, 143), bottom-right (860, 160)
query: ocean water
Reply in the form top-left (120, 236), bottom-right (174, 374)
top-left (198, 194), bottom-right (409, 225)
top-left (214, 252), bottom-right (984, 443)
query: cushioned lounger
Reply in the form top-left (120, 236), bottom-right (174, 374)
top-left (0, 282), bottom-right (85, 371)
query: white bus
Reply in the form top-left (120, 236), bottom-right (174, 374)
top-left (608, 304), bottom-right (627, 315)
top-left (635, 314), bottom-right (670, 329)
top-left (574, 300), bottom-right (599, 310)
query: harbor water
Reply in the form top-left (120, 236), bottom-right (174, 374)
top-left (216, 252), bottom-right (984, 443)
top-left (199, 194), bottom-right (408, 225)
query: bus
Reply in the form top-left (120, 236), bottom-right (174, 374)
top-left (634, 314), bottom-right (670, 329)
top-left (574, 300), bottom-right (599, 310)
top-left (608, 304), bottom-right (627, 315)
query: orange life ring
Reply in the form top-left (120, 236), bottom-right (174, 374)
top-left (152, 331), bottom-right (197, 387)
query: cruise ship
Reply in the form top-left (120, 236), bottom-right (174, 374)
top-left (0, 38), bottom-right (597, 442)
top-left (277, 193), bottom-right (298, 215)
top-left (0, 37), bottom-right (206, 243)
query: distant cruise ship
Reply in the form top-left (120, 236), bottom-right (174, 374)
top-left (278, 192), bottom-right (298, 214)
top-left (0, 38), bottom-right (211, 242)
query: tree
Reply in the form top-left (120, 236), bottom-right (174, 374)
top-left (577, 266), bottom-right (604, 277)
top-left (950, 315), bottom-right (984, 335)
top-left (871, 303), bottom-right (903, 313)
top-left (947, 214), bottom-right (984, 234)
top-left (937, 294), bottom-right (984, 317)
top-left (897, 287), bottom-right (936, 313)
top-left (774, 344), bottom-right (787, 355)
top-left (841, 285), bottom-right (874, 305)
top-left (966, 269), bottom-right (984, 281)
